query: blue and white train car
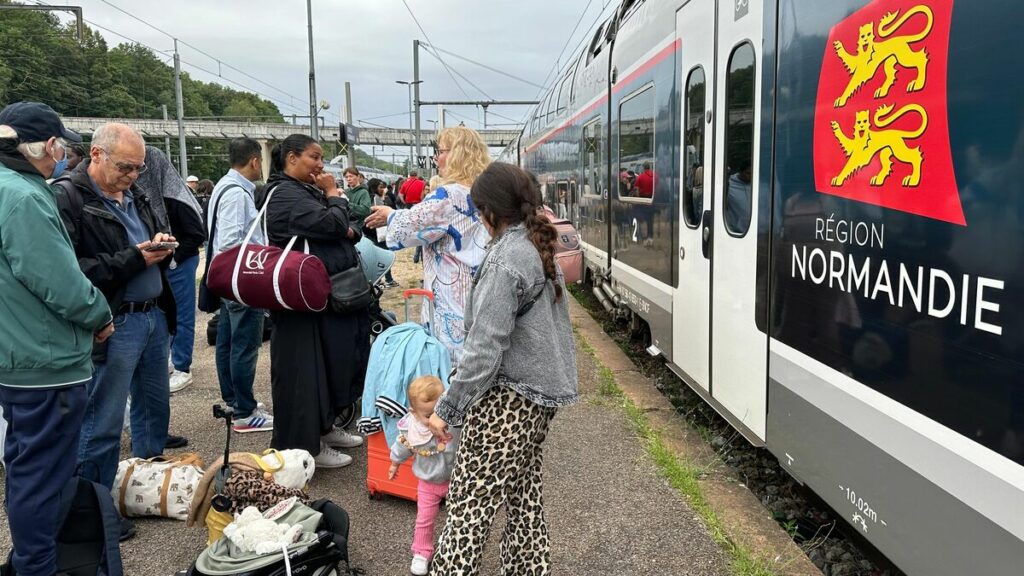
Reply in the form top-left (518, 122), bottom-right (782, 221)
top-left (518, 0), bottom-right (1024, 573)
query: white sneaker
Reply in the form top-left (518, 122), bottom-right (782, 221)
top-left (322, 427), bottom-right (363, 448)
top-left (169, 370), bottom-right (193, 393)
top-left (314, 442), bottom-right (353, 469)
top-left (410, 554), bottom-right (430, 576)
top-left (168, 359), bottom-right (174, 375)
top-left (232, 407), bottom-right (274, 433)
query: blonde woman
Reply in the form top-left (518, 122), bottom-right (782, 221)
top-left (365, 126), bottom-right (490, 367)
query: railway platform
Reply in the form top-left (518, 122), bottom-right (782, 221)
top-left (0, 250), bottom-right (810, 575)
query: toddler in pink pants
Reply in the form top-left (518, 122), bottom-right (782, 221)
top-left (389, 375), bottom-right (460, 576)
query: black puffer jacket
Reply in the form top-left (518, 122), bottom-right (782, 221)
top-left (264, 173), bottom-right (361, 277)
top-left (53, 162), bottom-right (177, 353)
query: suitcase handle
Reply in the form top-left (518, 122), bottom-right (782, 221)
top-left (403, 289), bottom-right (434, 325)
top-left (402, 288), bottom-right (434, 300)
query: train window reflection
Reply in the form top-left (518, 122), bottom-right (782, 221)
top-left (724, 42), bottom-right (755, 236)
top-left (617, 84), bottom-right (655, 204)
top-left (683, 66), bottom-right (705, 228)
top-left (558, 73), bottom-right (572, 113)
top-left (582, 118), bottom-right (604, 199)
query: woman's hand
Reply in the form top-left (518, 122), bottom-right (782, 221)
top-left (315, 172), bottom-right (341, 197)
top-left (428, 413), bottom-right (453, 442)
top-left (364, 205), bottom-right (394, 229)
top-left (387, 462), bottom-right (400, 480)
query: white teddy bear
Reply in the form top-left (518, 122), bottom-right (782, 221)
top-left (222, 506), bottom-right (304, 555)
top-left (259, 449), bottom-right (315, 489)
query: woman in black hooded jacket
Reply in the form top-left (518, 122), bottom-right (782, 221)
top-left (263, 134), bottom-right (369, 468)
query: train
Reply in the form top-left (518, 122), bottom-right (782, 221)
top-left (502, 0), bottom-right (1024, 574)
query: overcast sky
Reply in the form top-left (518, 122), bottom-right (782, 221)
top-left (56, 0), bottom-right (618, 160)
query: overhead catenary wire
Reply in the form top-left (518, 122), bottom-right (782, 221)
top-left (424, 44), bottom-right (547, 90)
top-left (399, 0), bottom-right (472, 100)
top-left (521, 0), bottom-right (613, 125)
top-left (422, 45), bottom-right (493, 101)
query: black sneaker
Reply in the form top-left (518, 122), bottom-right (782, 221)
top-left (120, 516), bottom-right (137, 542)
top-left (384, 280), bottom-right (400, 289)
top-left (165, 434), bottom-right (189, 449)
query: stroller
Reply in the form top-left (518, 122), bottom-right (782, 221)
top-left (181, 406), bottom-right (354, 576)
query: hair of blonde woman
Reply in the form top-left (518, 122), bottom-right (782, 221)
top-left (436, 126), bottom-right (490, 186)
top-left (407, 375), bottom-right (444, 403)
top-left (427, 174), bottom-right (442, 192)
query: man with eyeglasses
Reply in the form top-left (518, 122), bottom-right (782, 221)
top-left (0, 102), bottom-right (114, 576)
top-left (53, 122), bottom-right (180, 541)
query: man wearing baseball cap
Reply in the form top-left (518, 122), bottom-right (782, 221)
top-left (0, 102), bottom-right (114, 576)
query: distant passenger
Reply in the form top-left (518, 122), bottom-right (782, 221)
top-left (725, 161), bottom-right (753, 233)
top-left (400, 171), bottom-right (426, 206)
top-left (185, 174), bottom-right (199, 192)
top-left (364, 126), bottom-right (492, 367)
top-left (343, 166), bottom-right (372, 230)
top-left (66, 142), bottom-right (85, 171)
top-left (635, 161), bottom-right (655, 198)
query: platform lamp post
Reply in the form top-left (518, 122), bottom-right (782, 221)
top-left (396, 80), bottom-right (423, 174)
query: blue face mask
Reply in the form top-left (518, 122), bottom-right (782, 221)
top-left (50, 144), bottom-right (68, 179)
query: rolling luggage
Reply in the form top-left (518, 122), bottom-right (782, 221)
top-left (360, 289), bottom-right (451, 502)
top-left (551, 216), bottom-right (583, 284)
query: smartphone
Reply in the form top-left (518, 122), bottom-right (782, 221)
top-left (144, 241), bottom-right (179, 252)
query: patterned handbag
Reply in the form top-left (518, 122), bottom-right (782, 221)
top-left (113, 453), bottom-right (205, 520)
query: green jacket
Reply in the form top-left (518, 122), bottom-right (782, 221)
top-left (0, 156), bottom-right (112, 389)
top-left (346, 183), bottom-right (372, 230)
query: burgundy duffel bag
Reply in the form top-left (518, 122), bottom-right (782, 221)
top-left (207, 189), bottom-right (330, 312)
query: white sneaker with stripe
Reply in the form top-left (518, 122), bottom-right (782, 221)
top-left (232, 407), bottom-right (274, 433)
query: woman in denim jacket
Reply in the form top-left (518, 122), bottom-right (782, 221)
top-left (427, 163), bottom-right (579, 575)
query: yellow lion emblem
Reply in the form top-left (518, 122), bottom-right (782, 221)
top-left (833, 5), bottom-right (933, 108)
top-left (830, 103), bottom-right (928, 187)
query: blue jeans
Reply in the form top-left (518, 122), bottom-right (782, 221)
top-left (0, 385), bottom-right (86, 576)
top-left (79, 308), bottom-right (170, 489)
top-left (167, 254), bottom-right (200, 372)
top-left (215, 301), bottom-right (263, 420)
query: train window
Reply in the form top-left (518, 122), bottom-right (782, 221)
top-left (617, 84), bottom-right (655, 204)
top-left (557, 73), bottom-right (572, 113)
top-left (683, 66), bottom-right (706, 228)
top-left (723, 42), bottom-right (755, 237)
top-left (544, 91), bottom-right (557, 122)
top-left (582, 118), bottom-right (604, 198)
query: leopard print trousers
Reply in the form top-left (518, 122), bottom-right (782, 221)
top-left (430, 385), bottom-right (557, 576)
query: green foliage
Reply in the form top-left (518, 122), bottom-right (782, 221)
top-left (0, 0), bottom-right (284, 178)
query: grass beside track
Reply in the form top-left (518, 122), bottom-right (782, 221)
top-left (575, 330), bottom-right (779, 576)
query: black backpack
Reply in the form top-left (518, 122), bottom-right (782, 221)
top-left (2, 475), bottom-right (123, 576)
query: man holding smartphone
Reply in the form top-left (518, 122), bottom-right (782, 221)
top-left (53, 123), bottom-right (181, 541)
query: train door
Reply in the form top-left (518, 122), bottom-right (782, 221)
top-left (673, 0), bottom-right (714, 393)
top-left (712, 0), bottom-right (766, 441)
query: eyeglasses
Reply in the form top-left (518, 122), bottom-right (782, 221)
top-left (434, 148), bottom-right (450, 157)
top-left (101, 150), bottom-right (147, 175)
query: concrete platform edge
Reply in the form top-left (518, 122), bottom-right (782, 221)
top-left (569, 298), bottom-right (822, 576)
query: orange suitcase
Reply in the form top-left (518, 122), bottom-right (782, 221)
top-left (366, 430), bottom-right (418, 501)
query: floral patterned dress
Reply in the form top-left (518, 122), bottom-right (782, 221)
top-left (385, 183), bottom-right (489, 367)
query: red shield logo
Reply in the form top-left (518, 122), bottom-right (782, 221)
top-left (813, 0), bottom-right (964, 225)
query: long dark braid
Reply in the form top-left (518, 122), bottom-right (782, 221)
top-left (471, 163), bottom-right (563, 301)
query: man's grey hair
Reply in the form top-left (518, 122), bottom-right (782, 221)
top-left (0, 124), bottom-right (62, 160)
top-left (91, 123), bottom-right (144, 153)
